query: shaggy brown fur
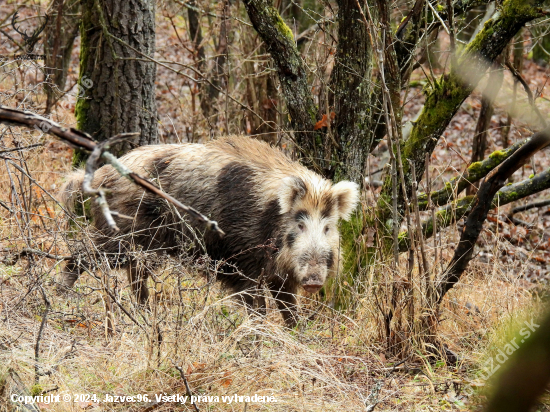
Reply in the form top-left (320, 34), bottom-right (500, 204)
top-left (60, 136), bottom-right (359, 326)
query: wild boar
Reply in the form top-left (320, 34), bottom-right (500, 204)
top-left (60, 136), bottom-right (359, 326)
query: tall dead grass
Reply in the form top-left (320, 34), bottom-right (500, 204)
top-left (1, 2), bottom-right (549, 410)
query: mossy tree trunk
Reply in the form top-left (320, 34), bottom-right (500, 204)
top-left (75, 0), bottom-right (158, 161)
top-left (243, 0), bottom-right (393, 180)
top-left (242, 0), bottom-right (321, 171)
top-left (327, 0), bottom-right (375, 183)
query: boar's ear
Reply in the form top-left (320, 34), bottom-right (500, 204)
top-left (278, 176), bottom-right (307, 214)
top-left (332, 181), bottom-right (360, 221)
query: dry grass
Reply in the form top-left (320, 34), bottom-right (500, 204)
top-left (0, 140), bottom-right (547, 410)
top-left (2, 2), bottom-right (550, 411)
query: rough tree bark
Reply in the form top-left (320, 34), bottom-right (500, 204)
top-left (328, 0), bottom-right (374, 182)
top-left (75, 0), bottom-right (158, 160)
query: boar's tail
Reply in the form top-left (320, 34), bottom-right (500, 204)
top-left (59, 169), bottom-right (85, 214)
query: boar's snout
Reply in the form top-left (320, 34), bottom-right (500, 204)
top-left (302, 274), bottom-right (323, 293)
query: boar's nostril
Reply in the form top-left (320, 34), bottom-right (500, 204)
top-left (303, 274), bottom-right (322, 284)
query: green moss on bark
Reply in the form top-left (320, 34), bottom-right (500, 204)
top-left (417, 139), bottom-right (527, 209)
top-left (377, 0), bottom-right (542, 243)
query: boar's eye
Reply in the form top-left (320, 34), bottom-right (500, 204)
top-left (297, 222), bottom-right (305, 232)
top-left (324, 225), bottom-right (330, 235)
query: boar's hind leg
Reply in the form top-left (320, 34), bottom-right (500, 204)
top-left (272, 286), bottom-right (299, 328)
top-left (127, 259), bottom-right (151, 304)
top-left (58, 258), bottom-right (83, 289)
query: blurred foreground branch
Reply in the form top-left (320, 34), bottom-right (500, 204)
top-left (484, 305), bottom-right (550, 412)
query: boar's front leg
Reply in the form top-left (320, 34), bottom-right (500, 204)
top-left (240, 287), bottom-right (267, 318)
top-left (271, 284), bottom-right (299, 328)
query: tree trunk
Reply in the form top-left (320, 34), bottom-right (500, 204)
top-left (75, 0), bottom-right (158, 161)
top-left (44, 0), bottom-right (80, 114)
top-left (242, 0), bottom-right (320, 171)
top-left (328, 0), bottom-right (374, 182)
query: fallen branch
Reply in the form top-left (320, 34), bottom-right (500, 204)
top-left (2, 248), bottom-right (72, 266)
top-left (507, 197), bottom-right (550, 227)
top-left (510, 198), bottom-right (550, 214)
top-left (400, 164), bottom-right (550, 251)
top-left (0, 106), bottom-right (225, 236)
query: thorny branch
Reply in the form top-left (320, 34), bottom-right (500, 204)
top-left (0, 106), bottom-right (225, 236)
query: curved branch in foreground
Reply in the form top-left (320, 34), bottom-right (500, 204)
top-left (436, 127), bottom-right (550, 303)
top-left (0, 106), bottom-right (225, 236)
top-left (417, 138), bottom-right (527, 210)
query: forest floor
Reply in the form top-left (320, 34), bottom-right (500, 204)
top-left (1, 3), bottom-right (550, 412)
